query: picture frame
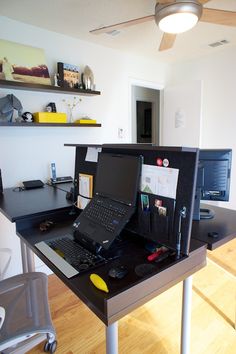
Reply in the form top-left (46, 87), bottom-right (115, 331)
top-left (0, 39), bottom-right (51, 85)
top-left (57, 62), bottom-right (80, 88)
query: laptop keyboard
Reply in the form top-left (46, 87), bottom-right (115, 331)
top-left (84, 198), bottom-right (127, 232)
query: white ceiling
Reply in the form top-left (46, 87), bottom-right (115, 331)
top-left (1, 0), bottom-right (236, 63)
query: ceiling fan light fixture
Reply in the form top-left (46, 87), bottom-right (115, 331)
top-left (159, 12), bottom-right (198, 33)
top-left (155, 1), bottom-right (202, 34)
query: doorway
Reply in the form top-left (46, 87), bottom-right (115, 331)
top-left (131, 84), bottom-right (161, 145)
top-left (136, 101), bottom-right (152, 143)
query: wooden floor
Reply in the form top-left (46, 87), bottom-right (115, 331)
top-left (28, 240), bottom-right (236, 354)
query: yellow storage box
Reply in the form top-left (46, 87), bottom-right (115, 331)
top-left (34, 112), bottom-right (67, 123)
top-left (74, 119), bottom-right (97, 124)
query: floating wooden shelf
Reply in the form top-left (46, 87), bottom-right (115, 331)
top-left (0, 122), bottom-right (101, 127)
top-left (0, 79), bottom-right (101, 96)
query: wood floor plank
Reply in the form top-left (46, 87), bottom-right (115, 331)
top-left (207, 238), bottom-right (236, 276)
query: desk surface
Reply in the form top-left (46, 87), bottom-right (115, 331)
top-left (0, 183), bottom-right (73, 222)
top-left (192, 203), bottom-right (236, 250)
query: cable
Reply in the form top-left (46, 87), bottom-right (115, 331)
top-left (46, 182), bottom-right (71, 193)
top-left (12, 187), bottom-right (25, 192)
top-left (77, 193), bottom-right (91, 200)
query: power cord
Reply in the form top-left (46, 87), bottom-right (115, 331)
top-left (12, 187), bottom-right (25, 192)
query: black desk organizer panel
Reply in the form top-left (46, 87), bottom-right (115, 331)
top-left (74, 144), bottom-right (199, 256)
top-left (102, 144), bottom-right (199, 256)
top-left (133, 192), bottom-right (176, 245)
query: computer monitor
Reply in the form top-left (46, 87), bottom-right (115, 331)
top-left (193, 149), bottom-right (232, 220)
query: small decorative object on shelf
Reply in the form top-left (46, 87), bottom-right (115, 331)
top-left (62, 96), bottom-right (82, 123)
top-left (74, 117), bottom-right (97, 124)
top-left (82, 65), bottom-right (95, 90)
top-left (21, 111), bottom-right (34, 123)
top-left (46, 102), bottom-right (57, 113)
top-left (54, 73), bottom-right (59, 87)
top-left (57, 62), bottom-right (80, 89)
top-left (0, 94), bottom-right (23, 122)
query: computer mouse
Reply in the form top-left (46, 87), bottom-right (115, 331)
top-left (108, 265), bottom-right (128, 279)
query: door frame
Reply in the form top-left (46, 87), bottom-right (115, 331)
top-left (128, 78), bottom-right (164, 144)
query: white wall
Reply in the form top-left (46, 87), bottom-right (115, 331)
top-left (166, 46), bottom-right (236, 210)
top-left (0, 16), bottom-right (169, 188)
top-left (162, 80), bottom-right (202, 147)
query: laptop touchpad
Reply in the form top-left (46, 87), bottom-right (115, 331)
top-left (87, 223), bottom-right (96, 235)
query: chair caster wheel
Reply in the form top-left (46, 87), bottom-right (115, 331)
top-left (44, 340), bottom-right (57, 353)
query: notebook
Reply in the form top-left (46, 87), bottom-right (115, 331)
top-left (73, 152), bottom-right (142, 250)
top-left (35, 153), bottom-right (142, 278)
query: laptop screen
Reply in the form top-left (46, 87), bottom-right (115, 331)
top-left (95, 153), bottom-right (142, 206)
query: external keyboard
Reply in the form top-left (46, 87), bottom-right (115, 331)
top-left (35, 234), bottom-right (106, 278)
top-left (84, 198), bottom-right (127, 232)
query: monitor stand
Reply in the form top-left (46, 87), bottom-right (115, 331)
top-left (193, 189), bottom-right (215, 221)
top-left (200, 208), bottom-right (215, 220)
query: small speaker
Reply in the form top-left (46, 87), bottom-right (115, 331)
top-left (0, 169), bottom-right (3, 194)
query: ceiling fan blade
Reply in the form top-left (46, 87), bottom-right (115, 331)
top-left (198, 0), bottom-right (211, 5)
top-left (159, 33), bottom-right (177, 51)
top-left (90, 15), bottom-right (154, 35)
top-left (200, 8), bottom-right (236, 27)
top-left (158, 1), bottom-right (174, 4)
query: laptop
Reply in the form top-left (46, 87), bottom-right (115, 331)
top-left (35, 152), bottom-right (142, 278)
top-left (73, 152), bottom-right (142, 250)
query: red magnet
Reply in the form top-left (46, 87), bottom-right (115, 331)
top-left (156, 158), bottom-right (163, 166)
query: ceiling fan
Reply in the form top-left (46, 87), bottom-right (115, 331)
top-left (90, 0), bottom-right (236, 51)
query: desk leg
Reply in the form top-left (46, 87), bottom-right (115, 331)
top-left (181, 275), bottom-right (192, 354)
top-left (106, 322), bottom-right (118, 354)
top-left (20, 239), bottom-right (35, 273)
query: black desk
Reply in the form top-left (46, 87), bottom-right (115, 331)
top-left (0, 183), bottom-right (74, 273)
top-left (192, 203), bottom-right (236, 250)
top-left (0, 185), bottom-right (208, 354)
top-left (0, 183), bottom-right (73, 222)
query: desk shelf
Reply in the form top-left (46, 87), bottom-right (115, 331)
top-left (0, 122), bottom-right (101, 127)
top-left (0, 79), bottom-right (101, 96)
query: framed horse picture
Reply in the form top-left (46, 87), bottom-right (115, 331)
top-left (0, 39), bottom-right (51, 85)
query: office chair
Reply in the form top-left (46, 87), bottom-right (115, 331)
top-left (0, 248), bottom-right (11, 281)
top-left (0, 249), bottom-right (57, 353)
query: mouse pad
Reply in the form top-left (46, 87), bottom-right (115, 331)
top-left (135, 263), bottom-right (156, 277)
